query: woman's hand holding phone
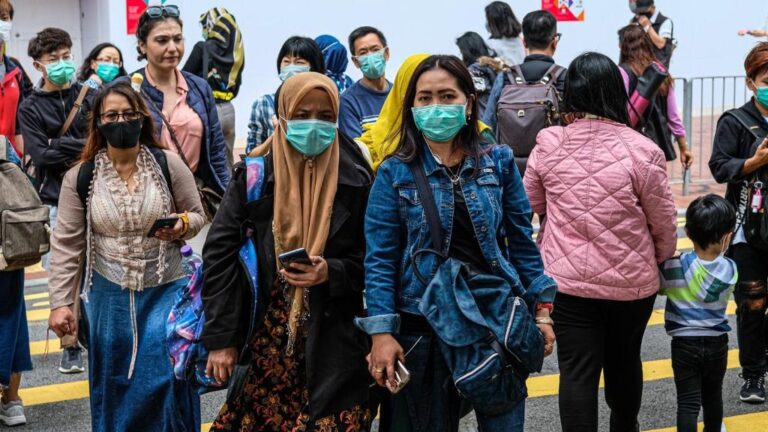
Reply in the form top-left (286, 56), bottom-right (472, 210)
top-left (279, 256), bottom-right (329, 288)
top-left (153, 214), bottom-right (184, 242)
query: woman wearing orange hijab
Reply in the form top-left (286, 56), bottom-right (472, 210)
top-left (201, 72), bottom-right (373, 430)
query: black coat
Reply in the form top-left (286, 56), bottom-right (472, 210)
top-left (709, 100), bottom-right (768, 208)
top-left (200, 135), bottom-right (373, 419)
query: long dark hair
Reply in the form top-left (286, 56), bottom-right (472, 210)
top-left (81, 81), bottom-right (162, 162)
top-left (394, 55), bottom-right (482, 166)
top-left (485, 1), bottom-right (522, 39)
top-left (618, 24), bottom-right (672, 96)
top-left (77, 42), bottom-right (128, 82)
top-left (456, 32), bottom-right (493, 66)
top-left (562, 52), bottom-right (631, 126)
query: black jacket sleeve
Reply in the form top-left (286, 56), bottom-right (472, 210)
top-left (19, 104), bottom-right (84, 169)
top-left (200, 162), bottom-right (249, 351)
top-left (709, 114), bottom-right (752, 184)
top-left (182, 41), bottom-right (205, 78)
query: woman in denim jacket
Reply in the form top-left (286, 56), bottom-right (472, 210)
top-left (356, 55), bottom-right (556, 432)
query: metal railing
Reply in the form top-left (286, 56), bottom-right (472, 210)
top-left (670, 76), bottom-right (751, 195)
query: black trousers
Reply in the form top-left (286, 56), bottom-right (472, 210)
top-left (727, 243), bottom-right (768, 379)
top-left (552, 292), bottom-right (656, 432)
top-left (671, 335), bottom-right (728, 432)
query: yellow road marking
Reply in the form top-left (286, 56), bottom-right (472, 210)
top-left (527, 349), bottom-right (739, 398)
top-left (26, 308), bottom-right (49, 322)
top-left (24, 292), bottom-right (48, 301)
top-left (647, 301), bottom-right (736, 327)
top-left (202, 423), bottom-right (211, 431)
top-left (25, 263), bottom-right (44, 274)
top-left (19, 381), bottom-right (89, 406)
top-left (32, 300), bottom-right (50, 308)
top-left (677, 237), bottom-right (693, 251)
top-left (645, 410), bottom-right (768, 432)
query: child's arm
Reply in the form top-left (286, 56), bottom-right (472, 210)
top-left (659, 257), bottom-right (686, 296)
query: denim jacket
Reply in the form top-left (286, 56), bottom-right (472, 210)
top-left (357, 142), bottom-right (556, 335)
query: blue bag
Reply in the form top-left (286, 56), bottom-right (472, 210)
top-left (166, 156), bottom-right (265, 393)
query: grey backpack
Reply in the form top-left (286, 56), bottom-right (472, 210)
top-left (495, 64), bottom-right (564, 176)
top-left (0, 157), bottom-right (50, 271)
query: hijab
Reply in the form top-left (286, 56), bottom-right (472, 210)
top-left (315, 34), bottom-right (354, 93)
top-left (200, 7), bottom-right (245, 97)
top-left (251, 72), bottom-right (340, 353)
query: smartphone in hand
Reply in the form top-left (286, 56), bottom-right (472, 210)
top-left (147, 216), bottom-right (179, 238)
top-left (278, 248), bottom-right (313, 273)
top-left (390, 360), bottom-right (411, 394)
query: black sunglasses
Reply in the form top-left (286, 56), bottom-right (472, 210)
top-left (145, 5), bottom-right (180, 19)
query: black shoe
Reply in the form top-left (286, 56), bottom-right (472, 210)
top-left (58, 346), bottom-right (85, 374)
top-left (739, 374), bottom-right (766, 403)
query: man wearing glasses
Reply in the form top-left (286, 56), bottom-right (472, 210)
top-left (17, 27), bottom-right (95, 375)
top-left (483, 10), bottom-right (566, 131)
top-left (339, 26), bottom-right (392, 141)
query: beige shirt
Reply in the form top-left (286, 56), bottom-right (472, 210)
top-left (48, 148), bottom-right (207, 309)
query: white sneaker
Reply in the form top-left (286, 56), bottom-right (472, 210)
top-left (0, 399), bottom-right (26, 426)
top-left (721, 423), bottom-right (727, 432)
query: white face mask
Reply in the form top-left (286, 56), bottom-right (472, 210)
top-left (0, 20), bottom-right (12, 44)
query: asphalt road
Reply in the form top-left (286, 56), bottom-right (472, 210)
top-left (5, 226), bottom-right (767, 431)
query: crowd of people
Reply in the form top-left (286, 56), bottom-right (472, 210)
top-left (0, 0), bottom-right (766, 431)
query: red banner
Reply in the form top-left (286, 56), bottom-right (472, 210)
top-left (542, 0), bottom-right (585, 22)
top-left (126, 0), bottom-right (148, 35)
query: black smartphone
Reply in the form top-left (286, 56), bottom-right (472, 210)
top-left (278, 248), bottom-right (313, 272)
top-left (147, 216), bottom-right (179, 238)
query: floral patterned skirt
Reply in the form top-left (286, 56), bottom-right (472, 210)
top-left (209, 282), bottom-right (372, 432)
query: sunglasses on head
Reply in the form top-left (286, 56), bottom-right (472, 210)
top-left (145, 5), bottom-right (180, 19)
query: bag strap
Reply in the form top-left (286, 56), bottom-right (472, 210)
top-left (725, 109), bottom-right (767, 141)
top-left (140, 89), bottom-right (193, 170)
top-left (505, 64), bottom-right (526, 85)
top-left (409, 159), bottom-right (444, 254)
top-left (539, 64), bottom-right (565, 85)
top-left (58, 85), bottom-right (89, 138)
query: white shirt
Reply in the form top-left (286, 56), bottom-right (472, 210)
top-left (486, 36), bottom-right (525, 66)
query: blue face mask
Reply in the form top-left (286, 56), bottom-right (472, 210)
top-left (279, 64), bottom-right (311, 82)
top-left (412, 104), bottom-right (468, 143)
top-left (358, 50), bottom-right (387, 79)
top-left (95, 62), bottom-right (120, 83)
top-left (756, 86), bottom-right (768, 110)
top-left (284, 119), bottom-right (337, 157)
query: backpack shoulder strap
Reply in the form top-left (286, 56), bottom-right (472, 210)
top-left (409, 159), bottom-right (444, 254)
top-left (505, 64), bottom-right (526, 85)
top-left (244, 156), bottom-right (266, 203)
top-left (147, 147), bottom-right (174, 198)
top-left (539, 64), bottom-right (565, 85)
top-left (76, 158), bottom-right (95, 208)
top-left (725, 108), bottom-right (767, 139)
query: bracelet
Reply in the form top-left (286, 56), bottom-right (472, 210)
top-left (535, 317), bottom-right (554, 326)
top-left (179, 211), bottom-right (190, 237)
top-left (535, 302), bottom-right (554, 313)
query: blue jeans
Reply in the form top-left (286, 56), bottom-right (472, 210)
top-left (392, 332), bottom-right (525, 432)
top-left (85, 272), bottom-right (200, 432)
top-left (0, 270), bottom-right (32, 386)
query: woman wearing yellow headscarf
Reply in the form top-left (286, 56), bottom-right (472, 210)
top-left (202, 72), bottom-right (373, 431)
top-left (357, 53), bottom-right (495, 169)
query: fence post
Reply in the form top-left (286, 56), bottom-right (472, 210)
top-left (682, 78), bottom-right (693, 196)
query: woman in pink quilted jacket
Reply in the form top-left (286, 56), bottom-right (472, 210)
top-left (523, 52), bottom-right (677, 432)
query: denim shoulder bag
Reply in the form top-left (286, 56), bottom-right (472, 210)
top-left (408, 158), bottom-right (544, 416)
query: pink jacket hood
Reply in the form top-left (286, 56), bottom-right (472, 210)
top-left (524, 119), bottom-right (677, 301)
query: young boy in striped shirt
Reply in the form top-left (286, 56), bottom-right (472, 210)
top-left (660, 194), bottom-right (738, 432)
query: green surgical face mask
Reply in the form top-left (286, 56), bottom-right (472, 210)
top-left (284, 119), bottom-right (337, 157)
top-left (45, 59), bottom-right (76, 86)
top-left (95, 62), bottom-right (120, 83)
top-left (358, 50), bottom-right (387, 79)
top-left (279, 64), bottom-right (311, 82)
top-left (412, 104), bottom-right (468, 143)
top-left (756, 86), bottom-right (768, 110)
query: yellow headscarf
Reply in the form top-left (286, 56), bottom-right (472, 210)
top-left (356, 54), bottom-right (495, 169)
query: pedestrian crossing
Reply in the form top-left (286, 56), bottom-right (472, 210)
top-left (17, 230), bottom-right (766, 432)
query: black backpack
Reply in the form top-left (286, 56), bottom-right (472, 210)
top-left (726, 109), bottom-right (768, 250)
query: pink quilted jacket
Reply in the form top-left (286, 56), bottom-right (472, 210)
top-left (524, 119), bottom-right (677, 301)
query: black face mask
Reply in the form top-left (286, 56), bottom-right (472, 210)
top-left (98, 119), bottom-right (142, 149)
